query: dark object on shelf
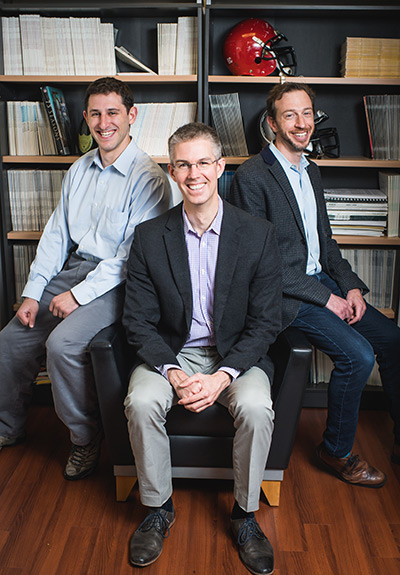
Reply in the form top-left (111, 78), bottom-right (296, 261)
top-left (78, 118), bottom-right (97, 155)
top-left (40, 85), bottom-right (75, 155)
top-left (223, 18), bottom-right (296, 77)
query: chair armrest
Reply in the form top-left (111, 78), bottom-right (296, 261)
top-left (267, 327), bottom-right (312, 468)
top-left (89, 322), bottom-right (135, 464)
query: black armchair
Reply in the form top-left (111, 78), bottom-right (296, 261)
top-left (89, 324), bottom-right (312, 506)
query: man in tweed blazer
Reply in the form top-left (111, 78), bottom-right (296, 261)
top-left (230, 82), bottom-right (400, 487)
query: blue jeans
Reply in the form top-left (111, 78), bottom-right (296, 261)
top-left (291, 272), bottom-right (400, 457)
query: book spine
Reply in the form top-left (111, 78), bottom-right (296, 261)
top-left (40, 87), bottom-right (65, 155)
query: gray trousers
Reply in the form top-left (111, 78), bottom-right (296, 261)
top-left (124, 347), bottom-right (274, 512)
top-left (0, 253), bottom-right (124, 445)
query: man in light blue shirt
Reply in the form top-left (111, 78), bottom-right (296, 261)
top-left (0, 77), bottom-right (171, 480)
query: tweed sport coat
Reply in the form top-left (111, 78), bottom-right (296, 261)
top-left (122, 199), bottom-right (282, 382)
top-left (229, 146), bottom-right (368, 331)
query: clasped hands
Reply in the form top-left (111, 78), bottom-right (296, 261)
top-left (325, 288), bottom-right (366, 325)
top-left (167, 368), bottom-right (232, 413)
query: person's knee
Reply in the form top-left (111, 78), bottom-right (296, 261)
top-left (338, 337), bottom-right (375, 381)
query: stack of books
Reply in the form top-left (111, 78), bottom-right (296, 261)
top-left (340, 37), bottom-right (400, 78)
top-left (324, 188), bottom-right (388, 236)
top-left (130, 102), bottom-right (197, 156)
top-left (209, 93), bottom-right (248, 157)
top-left (379, 171), bottom-right (400, 237)
top-left (7, 169), bottom-right (66, 231)
top-left (1, 15), bottom-right (116, 75)
top-left (364, 94), bottom-right (400, 160)
top-left (157, 17), bottom-right (197, 75)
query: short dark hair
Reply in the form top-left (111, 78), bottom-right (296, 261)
top-left (168, 122), bottom-right (222, 162)
top-left (266, 83), bottom-right (315, 121)
top-left (84, 77), bottom-right (134, 113)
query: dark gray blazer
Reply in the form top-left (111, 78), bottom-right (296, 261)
top-left (123, 200), bottom-right (282, 381)
top-left (229, 146), bottom-right (367, 330)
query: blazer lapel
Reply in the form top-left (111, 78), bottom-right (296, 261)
top-left (261, 147), bottom-right (307, 239)
top-left (163, 206), bottom-right (193, 331)
top-left (213, 203), bottom-right (241, 332)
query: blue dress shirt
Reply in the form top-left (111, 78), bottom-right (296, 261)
top-left (23, 138), bottom-right (171, 304)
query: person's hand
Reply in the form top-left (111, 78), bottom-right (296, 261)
top-left (346, 289), bottom-right (366, 325)
top-left (168, 368), bottom-right (202, 400)
top-left (177, 371), bottom-right (232, 413)
top-left (49, 290), bottom-right (79, 319)
top-left (16, 297), bottom-right (39, 328)
top-left (325, 293), bottom-right (354, 322)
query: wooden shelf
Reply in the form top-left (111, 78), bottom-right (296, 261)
top-left (223, 156), bottom-right (400, 168)
top-left (8, 229), bottom-right (400, 246)
top-left (7, 231), bottom-right (42, 241)
top-left (209, 75), bottom-right (400, 86)
top-left (0, 74), bottom-right (197, 84)
top-left (2, 155), bottom-right (170, 164)
top-left (333, 235), bottom-right (400, 245)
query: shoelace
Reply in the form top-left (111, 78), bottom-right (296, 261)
top-left (344, 453), bottom-right (361, 472)
top-left (236, 518), bottom-right (264, 546)
top-left (68, 442), bottom-right (95, 465)
top-left (137, 511), bottom-right (172, 539)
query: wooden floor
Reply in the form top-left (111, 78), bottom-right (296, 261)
top-left (0, 406), bottom-right (399, 575)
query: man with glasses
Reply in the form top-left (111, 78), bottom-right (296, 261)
top-left (123, 122), bottom-right (282, 575)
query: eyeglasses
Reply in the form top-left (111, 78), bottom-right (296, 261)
top-left (171, 158), bottom-right (221, 172)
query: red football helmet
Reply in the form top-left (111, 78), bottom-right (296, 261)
top-left (223, 18), bottom-right (296, 77)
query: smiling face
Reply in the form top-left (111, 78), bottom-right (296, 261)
top-left (83, 92), bottom-right (137, 166)
top-left (267, 89), bottom-right (314, 161)
top-left (168, 137), bottom-right (225, 213)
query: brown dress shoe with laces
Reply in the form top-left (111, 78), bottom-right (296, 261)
top-left (316, 442), bottom-right (386, 488)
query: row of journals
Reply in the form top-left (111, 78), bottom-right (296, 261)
top-left (5, 95), bottom-right (198, 158)
top-left (1, 15), bottom-right (116, 76)
top-left (364, 94), bottom-right (400, 161)
top-left (340, 37), bottom-right (400, 78)
top-left (1, 15), bottom-right (197, 76)
top-left (7, 170), bottom-right (66, 232)
top-left (325, 174), bottom-right (400, 238)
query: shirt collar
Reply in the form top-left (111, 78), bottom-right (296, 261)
top-left (91, 138), bottom-right (138, 175)
top-left (183, 196), bottom-right (224, 237)
top-left (269, 142), bottom-right (309, 172)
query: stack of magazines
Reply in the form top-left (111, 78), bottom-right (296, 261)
top-left (324, 188), bottom-right (388, 236)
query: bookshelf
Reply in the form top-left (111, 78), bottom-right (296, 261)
top-left (0, 1), bottom-right (203, 324)
top-left (0, 1), bottom-right (399, 408)
top-left (204, 1), bottom-right (400, 407)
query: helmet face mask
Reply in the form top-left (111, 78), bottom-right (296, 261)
top-left (224, 18), bottom-right (297, 77)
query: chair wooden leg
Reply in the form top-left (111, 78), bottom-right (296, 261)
top-left (116, 476), bottom-right (137, 502)
top-left (261, 480), bottom-right (281, 507)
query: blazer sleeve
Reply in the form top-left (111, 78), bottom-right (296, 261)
top-left (122, 226), bottom-right (181, 369)
top-left (217, 220), bottom-right (282, 373)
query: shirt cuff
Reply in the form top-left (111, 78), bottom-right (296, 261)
top-left (156, 364), bottom-right (181, 380)
top-left (218, 366), bottom-right (241, 383)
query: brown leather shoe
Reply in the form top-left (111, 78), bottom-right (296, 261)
top-left (316, 442), bottom-right (386, 488)
top-left (392, 444), bottom-right (400, 465)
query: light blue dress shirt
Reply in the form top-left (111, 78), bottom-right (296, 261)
top-left (23, 138), bottom-right (171, 305)
top-left (270, 143), bottom-right (321, 275)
